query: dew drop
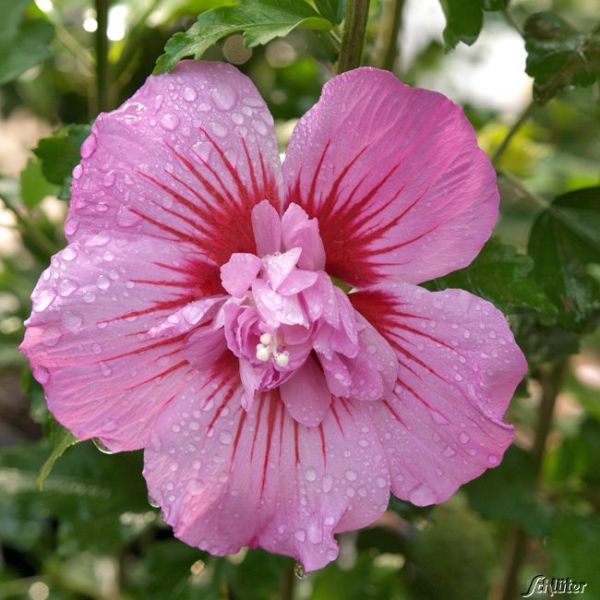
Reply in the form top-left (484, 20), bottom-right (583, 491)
top-left (64, 219), bottom-right (78, 235)
top-left (488, 454), bottom-right (499, 465)
top-left (304, 468), bottom-right (317, 482)
top-left (72, 164), bottom-right (83, 179)
top-left (459, 432), bottom-right (470, 444)
top-left (219, 431), bottom-right (232, 445)
top-left (345, 470), bottom-right (358, 481)
top-left (62, 247), bottom-right (77, 261)
top-left (294, 529), bottom-right (306, 543)
top-left (58, 279), bottom-right (78, 297)
top-left (96, 275), bottom-right (111, 290)
top-left (81, 133), bottom-right (97, 158)
top-left (33, 366), bottom-right (50, 384)
top-left (210, 84), bottom-right (237, 110)
top-left (147, 495), bottom-right (160, 508)
top-left (160, 113), bottom-right (179, 131)
top-left (322, 475), bottom-right (333, 493)
top-left (117, 205), bottom-right (141, 227)
top-left (33, 289), bottom-right (56, 312)
top-left (182, 86), bottom-right (197, 102)
top-left (210, 121), bottom-right (228, 138)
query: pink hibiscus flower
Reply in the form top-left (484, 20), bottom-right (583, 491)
top-left (22, 61), bottom-right (526, 571)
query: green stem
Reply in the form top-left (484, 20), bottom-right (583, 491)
top-left (373, 0), bottom-right (404, 71)
top-left (498, 171), bottom-right (550, 210)
top-left (0, 194), bottom-right (58, 258)
top-left (337, 0), bottom-right (371, 73)
top-left (496, 361), bottom-right (568, 600)
top-left (95, 0), bottom-right (110, 113)
top-left (279, 562), bottom-right (296, 600)
top-left (491, 100), bottom-right (535, 166)
top-left (502, 7), bottom-right (523, 37)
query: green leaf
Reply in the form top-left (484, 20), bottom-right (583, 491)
top-left (425, 239), bottom-right (557, 321)
top-left (0, 1), bottom-right (54, 85)
top-left (548, 514), bottom-right (600, 593)
top-left (464, 446), bottom-right (552, 536)
top-left (525, 12), bottom-right (600, 104)
top-left (33, 124), bottom-right (90, 191)
top-left (439, 0), bottom-right (484, 49)
top-left (528, 186), bottom-right (600, 329)
top-left (314, 0), bottom-right (345, 24)
top-left (36, 421), bottom-right (78, 491)
top-left (154, 0), bottom-right (333, 73)
top-left (19, 158), bottom-right (58, 209)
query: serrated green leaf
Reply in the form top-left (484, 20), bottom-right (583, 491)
top-left (19, 158), bottom-right (58, 209)
top-left (528, 186), bottom-right (600, 330)
top-left (154, 0), bottom-right (333, 73)
top-left (439, 0), bottom-right (484, 49)
top-left (525, 12), bottom-right (600, 104)
top-left (425, 239), bottom-right (557, 321)
top-left (314, 0), bottom-right (345, 24)
top-left (0, 12), bottom-right (54, 85)
top-left (33, 124), bottom-right (90, 191)
top-left (36, 423), bottom-right (78, 491)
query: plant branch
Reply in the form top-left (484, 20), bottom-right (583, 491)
top-left (491, 100), bottom-right (535, 166)
top-left (502, 7), bottom-right (523, 37)
top-left (338, 0), bottom-right (371, 73)
top-left (0, 194), bottom-right (59, 258)
top-left (95, 0), bottom-right (110, 113)
top-left (373, 0), bottom-right (404, 71)
top-left (498, 171), bottom-right (550, 210)
top-left (496, 361), bottom-right (568, 600)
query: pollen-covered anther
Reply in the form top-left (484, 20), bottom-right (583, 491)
top-left (255, 333), bottom-right (289, 367)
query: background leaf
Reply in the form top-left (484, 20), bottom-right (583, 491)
top-left (0, 1), bottom-right (54, 85)
top-left (525, 12), bottom-right (600, 104)
top-left (154, 0), bottom-right (333, 73)
top-left (528, 186), bottom-right (600, 329)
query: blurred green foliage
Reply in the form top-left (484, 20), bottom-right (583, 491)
top-left (1, 0), bottom-right (599, 599)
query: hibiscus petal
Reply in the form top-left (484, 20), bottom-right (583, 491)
top-left (143, 366), bottom-right (389, 572)
top-left (20, 236), bottom-right (211, 451)
top-left (252, 200), bottom-right (282, 256)
top-left (283, 67), bottom-right (498, 287)
top-left (220, 253), bottom-right (262, 297)
top-left (350, 282), bottom-right (527, 505)
top-left (67, 61), bottom-right (281, 267)
top-left (281, 203), bottom-right (325, 270)
top-left (263, 247), bottom-right (302, 290)
top-left (280, 354), bottom-right (331, 427)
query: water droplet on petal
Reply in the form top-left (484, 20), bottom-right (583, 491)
top-left (345, 470), bottom-right (358, 481)
top-left (304, 468), bottom-right (317, 482)
top-left (160, 113), bottom-right (179, 131)
top-left (81, 133), bottom-right (97, 158)
top-left (96, 275), bottom-right (110, 290)
top-left (210, 122), bottom-right (228, 138)
top-left (102, 171), bottom-right (116, 187)
top-left (72, 164), bottom-right (83, 179)
top-left (294, 529), bottom-right (306, 543)
top-left (33, 289), bottom-right (56, 312)
top-left (58, 279), bottom-right (78, 297)
top-left (219, 431), bottom-right (232, 445)
top-left (488, 454), bottom-right (499, 465)
top-left (182, 86), bottom-right (197, 102)
top-left (147, 495), bottom-right (160, 508)
top-left (210, 84), bottom-right (236, 110)
top-left (459, 432), bottom-right (470, 444)
top-left (62, 247), bottom-right (77, 261)
top-left (33, 366), bottom-right (50, 384)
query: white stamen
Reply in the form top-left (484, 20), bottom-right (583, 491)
top-left (256, 344), bottom-right (271, 362)
top-left (259, 332), bottom-right (273, 345)
top-left (274, 351), bottom-right (290, 368)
